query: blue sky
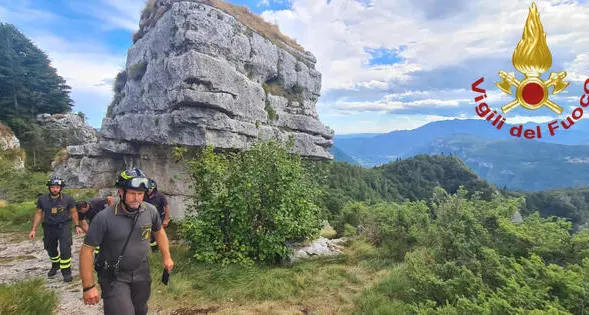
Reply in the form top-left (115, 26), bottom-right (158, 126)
top-left (1, 0), bottom-right (589, 134)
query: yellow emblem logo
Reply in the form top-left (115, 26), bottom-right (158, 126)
top-left (141, 225), bottom-right (151, 240)
top-left (495, 2), bottom-right (570, 114)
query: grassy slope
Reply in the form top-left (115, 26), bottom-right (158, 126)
top-left (146, 240), bottom-right (391, 314)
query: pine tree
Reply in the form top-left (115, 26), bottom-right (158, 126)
top-left (0, 23), bottom-right (73, 125)
top-left (0, 23), bottom-right (75, 171)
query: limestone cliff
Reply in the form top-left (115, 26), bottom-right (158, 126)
top-left (37, 113), bottom-right (98, 147)
top-left (0, 123), bottom-right (25, 169)
top-left (53, 0), bottom-right (334, 217)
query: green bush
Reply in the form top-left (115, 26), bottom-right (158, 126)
top-left (180, 139), bottom-right (325, 265)
top-left (0, 278), bottom-right (58, 314)
top-left (355, 188), bottom-right (589, 313)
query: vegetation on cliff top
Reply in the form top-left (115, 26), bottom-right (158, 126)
top-left (134, 0), bottom-right (306, 52)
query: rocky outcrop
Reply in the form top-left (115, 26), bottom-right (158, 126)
top-left (0, 123), bottom-right (25, 169)
top-left (36, 113), bottom-right (98, 147)
top-left (287, 237), bottom-right (348, 263)
top-left (53, 0), bottom-right (333, 218)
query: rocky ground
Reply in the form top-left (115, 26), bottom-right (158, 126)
top-left (0, 233), bottom-right (103, 315)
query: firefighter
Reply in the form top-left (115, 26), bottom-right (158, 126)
top-left (29, 176), bottom-right (82, 282)
top-left (80, 168), bottom-right (174, 314)
top-left (77, 197), bottom-right (110, 233)
top-left (144, 178), bottom-right (170, 251)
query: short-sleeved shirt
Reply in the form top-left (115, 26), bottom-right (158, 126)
top-left (144, 191), bottom-right (168, 218)
top-left (78, 198), bottom-right (109, 223)
top-left (84, 201), bottom-right (162, 282)
top-left (36, 193), bottom-right (76, 226)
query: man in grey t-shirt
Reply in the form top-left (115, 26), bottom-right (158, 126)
top-left (79, 168), bottom-right (174, 315)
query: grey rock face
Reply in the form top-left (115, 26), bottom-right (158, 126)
top-left (102, 1), bottom-right (333, 157)
top-left (53, 0), bottom-right (333, 218)
top-left (0, 123), bottom-right (25, 169)
top-left (37, 113), bottom-right (99, 146)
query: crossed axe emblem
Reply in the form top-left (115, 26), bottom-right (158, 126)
top-left (496, 71), bottom-right (569, 114)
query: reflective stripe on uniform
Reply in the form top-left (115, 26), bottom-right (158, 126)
top-left (60, 257), bottom-right (72, 269)
top-left (50, 255), bottom-right (60, 263)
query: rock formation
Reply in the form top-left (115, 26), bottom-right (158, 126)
top-left (0, 123), bottom-right (25, 169)
top-left (53, 0), bottom-right (334, 217)
top-left (36, 113), bottom-right (98, 147)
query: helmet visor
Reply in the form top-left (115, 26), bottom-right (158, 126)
top-left (128, 177), bottom-right (151, 190)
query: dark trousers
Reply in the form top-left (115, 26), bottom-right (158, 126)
top-left (43, 223), bottom-right (72, 271)
top-left (101, 280), bottom-right (151, 315)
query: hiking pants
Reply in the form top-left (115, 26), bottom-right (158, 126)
top-left (101, 280), bottom-right (151, 315)
top-left (43, 223), bottom-right (72, 271)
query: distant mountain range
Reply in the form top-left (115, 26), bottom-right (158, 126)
top-left (332, 119), bottom-right (589, 191)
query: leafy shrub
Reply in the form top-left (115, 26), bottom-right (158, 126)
top-left (0, 278), bottom-right (58, 314)
top-left (180, 139), bottom-right (325, 265)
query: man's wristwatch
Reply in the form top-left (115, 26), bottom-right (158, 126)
top-left (83, 284), bottom-right (95, 292)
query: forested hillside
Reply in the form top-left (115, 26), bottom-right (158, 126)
top-left (323, 155), bottom-right (498, 217)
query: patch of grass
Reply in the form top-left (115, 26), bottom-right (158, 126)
top-left (263, 81), bottom-right (305, 106)
top-left (52, 147), bottom-right (68, 164)
top-left (0, 168), bottom-right (47, 203)
top-left (129, 61), bottom-right (148, 81)
top-left (0, 122), bottom-right (15, 138)
top-left (209, 0), bottom-right (305, 52)
top-left (147, 239), bottom-right (391, 314)
top-left (320, 225), bottom-right (337, 239)
top-left (113, 70), bottom-right (127, 93)
top-left (264, 98), bottom-right (278, 121)
top-left (0, 201), bottom-right (37, 233)
top-left (133, 0), bottom-right (305, 54)
top-left (0, 278), bottom-right (58, 315)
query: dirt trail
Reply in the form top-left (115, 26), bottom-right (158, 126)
top-left (0, 232), bottom-right (103, 314)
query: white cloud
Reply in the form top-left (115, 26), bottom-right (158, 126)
top-left (261, 0), bottom-right (589, 97)
top-left (30, 34), bottom-right (125, 96)
top-left (334, 88), bottom-right (471, 112)
top-left (67, 0), bottom-right (144, 32)
top-left (506, 115), bottom-right (557, 124)
top-left (0, 1), bottom-right (60, 24)
top-left (566, 52), bottom-right (589, 82)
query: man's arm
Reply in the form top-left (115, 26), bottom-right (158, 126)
top-left (154, 228), bottom-right (174, 271)
top-left (80, 213), bottom-right (105, 305)
top-left (80, 220), bottom-right (90, 233)
top-left (163, 204), bottom-right (170, 227)
top-left (29, 209), bottom-right (42, 240)
top-left (70, 206), bottom-right (82, 235)
top-left (80, 244), bottom-right (100, 305)
top-left (79, 244), bottom-right (95, 288)
top-left (70, 207), bottom-right (79, 226)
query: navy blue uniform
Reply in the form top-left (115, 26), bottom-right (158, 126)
top-left (36, 193), bottom-right (76, 273)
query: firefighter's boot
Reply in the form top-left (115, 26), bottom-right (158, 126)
top-left (62, 267), bottom-right (72, 282)
top-left (47, 263), bottom-right (59, 277)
